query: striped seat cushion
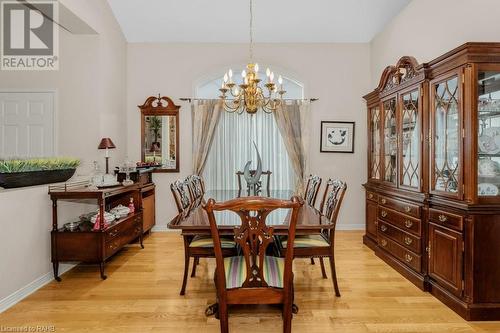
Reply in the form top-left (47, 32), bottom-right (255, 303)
top-left (281, 234), bottom-right (330, 248)
top-left (189, 236), bottom-right (236, 248)
top-left (224, 256), bottom-right (284, 289)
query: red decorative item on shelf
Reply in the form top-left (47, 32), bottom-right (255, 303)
top-left (92, 212), bottom-right (109, 231)
top-left (128, 197), bottom-right (135, 213)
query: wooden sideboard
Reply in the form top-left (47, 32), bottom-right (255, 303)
top-left (363, 42), bottom-right (500, 320)
top-left (49, 180), bottom-right (155, 280)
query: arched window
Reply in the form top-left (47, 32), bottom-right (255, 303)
top-left (196, 67), bottom-right (304, 191)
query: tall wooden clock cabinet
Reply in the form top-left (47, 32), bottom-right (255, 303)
top-left (363, 42), bottom-right (500, 320)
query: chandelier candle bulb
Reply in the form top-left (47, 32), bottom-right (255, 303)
top-left (224, 73), bottom-right (228, 83)
top-left (270, 72), bottom-right (274, 82)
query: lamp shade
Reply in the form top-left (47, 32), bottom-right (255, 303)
top-left (98, 138), bottom-right (116, 149)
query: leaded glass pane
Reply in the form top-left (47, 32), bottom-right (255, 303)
top-left (370, 107), bottom-right (381, 179)
top-left (434, 77), bottom-right (460, 193)
top-left (383, 98), bottom-right (397, 184)
top-left (401, 90), bottom-right (420, 188)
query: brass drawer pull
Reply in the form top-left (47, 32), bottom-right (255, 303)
top-left (404, 236), bottom-right (413, 245)
top-left (404, 253), bottom-right (413, 263)
top-left (404, 220), bottom-right (413, 228)
top-left (405, 206), bottom-right (411, 213)
top-left (368, 193), bottom-right (374, 199)
top-left (380, 225), bottom-right (387, 232)
top-left (381, 210), bottom-right (388, 218)
top-left (108, 230), bottom-right (118, 238)
top-left (381, 239), bottom-right (387, 247)
top-left (108, 242), bottom-right (118, 250)
top-left (438, 214), bottom-right (448, 222)
top-left (381, 198), bottom-right (387, 204)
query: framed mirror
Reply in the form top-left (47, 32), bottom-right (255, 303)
top-left (138, 95), bottom-right (180, 172)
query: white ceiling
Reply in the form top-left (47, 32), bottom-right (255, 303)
top-left (107, 0), bottom-right (411, 43)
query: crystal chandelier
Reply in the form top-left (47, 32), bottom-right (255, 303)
top-left (219, 0), bottom-right (286, 114)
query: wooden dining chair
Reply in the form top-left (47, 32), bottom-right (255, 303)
top-left (279, 179), bottom-right (347, 297)
top-left (171, 179), bottom-right (237, 295)
top-left (303, 174), bottom-right (322, 207)
top-left (204, 196), bottom-right (302, 333)
top-left (236, 170), bottom-right (272, 194)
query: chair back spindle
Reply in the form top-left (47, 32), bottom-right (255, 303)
top-left (170, 179), bottom-right (192, 214)
top-left (304, 175), bottom-right (322, 206)
top-left (319, 179), bottom-right (347, 239)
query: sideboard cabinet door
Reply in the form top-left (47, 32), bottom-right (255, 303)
top-left (428, 223), bottom-right (464, 297)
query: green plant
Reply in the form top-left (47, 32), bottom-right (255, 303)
top-left (148, 116), bottom-right (162, 143)
top-left (0, 157), bottom-right (80, 173)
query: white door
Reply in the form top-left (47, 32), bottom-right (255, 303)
top-left (0, 92), bottom-right (55, 158)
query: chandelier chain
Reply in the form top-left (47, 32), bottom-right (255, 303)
top-left (249, 0), bottom-right (253, 61)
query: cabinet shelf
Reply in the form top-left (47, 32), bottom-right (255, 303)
top-left (57, 212), bottom-right (142, 233)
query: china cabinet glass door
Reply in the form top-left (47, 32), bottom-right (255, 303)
top-left (383, 98), bottom-right (397, 184)
top-left (477, 70), bottom-right (500, 198)
top-left (370, 106), bottom-right (381, 180)
top-left (400, 90), bottom-right (420, 189)
top-left (432, 75), bottom-right (461, 196)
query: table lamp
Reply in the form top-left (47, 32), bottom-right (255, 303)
top-left (98, 138), bottom-right (116, 174)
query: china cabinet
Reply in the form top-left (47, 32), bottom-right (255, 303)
top-left (363, 43), bottom-right (500, 320)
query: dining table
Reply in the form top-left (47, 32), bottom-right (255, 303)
top-left (168, 189), bottom-right (333, 235)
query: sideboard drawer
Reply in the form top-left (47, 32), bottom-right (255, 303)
top-left (105, 222), bottom-right (142, 258)
top-left (378, 195), bottom-right (420, 218)
top-left (378, 220), bottom-right (421, 254)
top-left (366, 191), bottom-right (378, 202)
top-left (378, 207), bottom-right (421, 236)
top-left (429, 208), bottom-right (463, 232)
top-left (378, 234), bottom-right (421, 272)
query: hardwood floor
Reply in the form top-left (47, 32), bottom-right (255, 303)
top-left (1, 231), bottom-right (498, 332)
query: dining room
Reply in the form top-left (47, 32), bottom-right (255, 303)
top-left (2, 0), bottom-right (500, 332)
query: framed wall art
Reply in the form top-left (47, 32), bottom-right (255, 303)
top-left (320, 121), bottom-right (355, 153)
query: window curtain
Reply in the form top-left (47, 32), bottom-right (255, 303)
top-left (273, 100), bottom-right (311, 194)
top-left (203, 109), bottom-right (296, 191)
top-left (191, 99), bottom-right (222, 175)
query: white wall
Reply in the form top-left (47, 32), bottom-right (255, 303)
top-left (0, 0), bottom-right (127, 308)
top-left (370, 0), bottom-right (500, 86)
top-left (126, 43), bottom-right (371, 230)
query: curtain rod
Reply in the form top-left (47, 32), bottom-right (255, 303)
top-left (179, 98), bottom-right (318, 102)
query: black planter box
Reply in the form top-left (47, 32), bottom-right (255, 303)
top-left (0, 169), bottom-right (76, 189)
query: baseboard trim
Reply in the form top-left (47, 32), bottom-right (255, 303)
top-left (0, 264), bottom-right (76, 313)
top-left (337, 224), bottom-right (365, 231)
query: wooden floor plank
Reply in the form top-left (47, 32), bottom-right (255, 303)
top-left (0, 231), bottom-right (498, 332)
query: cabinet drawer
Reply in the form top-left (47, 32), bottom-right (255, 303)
top-left (378, 195), bottom-right (420, 218)
top-left (105, 222), bottom-right (142, 258)
top-left (378, 220), bottom-right (421, 253)
top-left (378, 234), bottom-right (421, 272)
top-left (429, 208), bottom-right (463, 232)
top-left (366, 191), bottom-right (378, 202)
top-left (378, 207), bottom-right (421, 236)
top-left (105, 214), bottom-right (142, 242)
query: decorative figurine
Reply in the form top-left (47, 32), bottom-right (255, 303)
top-left (128, 197), bottom-right (135, 213)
